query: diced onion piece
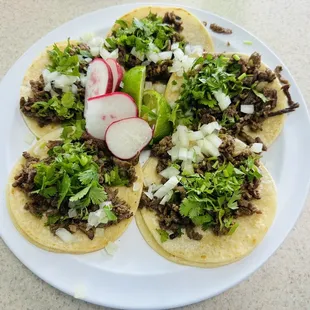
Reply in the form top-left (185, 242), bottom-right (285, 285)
top-left (154, 176), bottom-right (179, 199)
top-left (74, 284), bottom-right (87, 299)
top-left (90, 47), bottom-right (100, 56)
top-left (234, 139), bottom-right (248, 155)
top-left (153, 83), bottom-right (166, 94)
top-left (105, 241), bottom-right (118, 256)
top-left (68, 208), bottom-right (77, 218)
top-left (158, 51), bottom-right (173, 60)
top-left (139, 149), bottom-right (151, 166)
top-left (184, 44), bottom-right (192, 55)
top-left (205, 133), bottom-right (223, 148)
top-left (178, 147), bottom-right (188, 161)
top-left (182, 160), bottom-right (194, 175)
top-left (147, 52), bottom-right (159, 63)
top-left (240, 104), bottom-right (254, 114)
top-left (188, 131), bottom-right (204, 141)
top-left (55, 228), bottom-right (76, 243)
top-left (133, 182), bottom-right (141, 192)
top-left (174, 48), bottom-right (184, 60)
top-left (202, 140), bottom-right (220, 157)
top-left (177, 125), bottom-right (189, 148)
top-left (131, 47), bottom-right (145, 61)
top-left (144, 81), bottom-right (153, 90)
top-left (171, 131), bottom-right (179, 145)
top-left (213, 90), bottom-right (231, 111)
top-left (250, 143), bottom-right (263, 153)
top-left (160, 166), bottom-right (180, 179)
top-left (171, 42), bottom-right (179, 50)
top-left (88, 208), bottom-right (109, 227)
top-left (160, 190), bottom-right (173, 205)
top-left (144, 190), bottom-right (153, 200)
top-left (200, 122), bottom-right (221, 136)
top-left (168, 146), bottom-right (179, 162)
top-left (193, 145), bottom-right (204, 163)
top-left (24, 133), bottom-right (35, 145)
top-left (187, 149), bottom-right (195, 162)
top-left (71, 83), bottom-right (78, 94)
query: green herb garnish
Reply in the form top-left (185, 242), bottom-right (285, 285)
top-left (156, 229), bottom-right (169, 243)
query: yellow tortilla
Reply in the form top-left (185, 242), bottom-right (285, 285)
top-left (20, 41), bottom-right (78, 138)
top-left (109, 7), bottom-right (214, 52)
top-left (137, 156), bottom-right (276, 267)
top-left (7, 128), bottom-right (143, 254)
top-left (165, 53), bottom-right (288, 147)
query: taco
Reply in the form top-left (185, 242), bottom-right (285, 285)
top-left (7, 128), bottom-right (143, 253)
top-left (20, 39), bottom-right (93, 138)
top-left (165, 52), bottom-right (299, 147)
top-left (136, 124), bottom-right (277, 266)
top-left (104, 6), bottom-right (214, 82)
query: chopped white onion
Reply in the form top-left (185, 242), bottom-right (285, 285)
top-left (159, 190), bottom-right (173, 205)
top-left (80, 74), bottom-right (87, 87)
top-left (240, 104), bottom-right (254, 114)
top-left (141, 60), bottom-right (151, 66)
top-left (188, 131), bottom-right (204, 141)
top-left (74, 284), bottom-right (87, 299)
top-left (44, 82), bottom-right (52, 92)
top-left (133, 182), bottom-right (141, 192)
top-left (119, 81), bottom-right (124, 88)
top-left (71, 83), bottom-right (78, 95)
top-left (177, 125), bottom-right (189, 148)
top-left (174, 48), bottom-right (184, 60)
top-left (160, 166), bottom-right (180, 179)
top-left (154, 176), bottom-right (179, 199)
top-left (55, 228), bottom-right (76, 243)
top-left (144, 190), bottom-right (154, 200)
top-left (100, 46), bottom-right (119, 59)
top-left (24, 133), bottom-right (35, 145)
top-left (131, 47), bottom-right (145, 61)
top-left (168, 146), bottom-right (179, 162)
top-left (182, 160), bottom-right (194, 175)
top-left (187, 149), bottom-right (195, 162)
top-left (205, 133), bottom-right (223, 148)
top-left (158, 51), bottom-right (173, 60)
top-left (178, 147), bottom-right (188, 161)
top-left (68, 208), bottom-right (77, 218)
top-left (139, 149), bottom-right (151, 166)
top-left (147, 52), bottom-right (159, 63)
top-left (153, 83), bottom-right (166, 94)
top-left (105, 241), bottom-right (118, 256)
top-left (193, 145), bottom-right (204, 163)
top-left (171, 42), bottom-right (179, 50)
top-left (90, 47), bottom-right (100, 56)
top-left (200, 122), bottom-right (221, 136)
top-left (201, 140), bottom-right (220, 157)
top-left (250, 143), bottom-right (263, 153)
top-left (213, 90), bottom-right (231, 111)
top-left (88, 208), bottom-right (109, 227)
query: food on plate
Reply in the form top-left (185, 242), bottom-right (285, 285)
top-left (104, 6), bottom-right (214, 82)
top-left (209, 23), bottom-right (233, 34)
top-left (136, 124), bottom-right (277, 266)
top-left (165, 52), bottom-right (299, 147)
top-left (7, 128), bottom-right (143, 253)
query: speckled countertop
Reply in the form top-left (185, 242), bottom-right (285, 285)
top-left (1, 0), bottom-right (310, 309)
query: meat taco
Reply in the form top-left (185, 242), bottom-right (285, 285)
top-left (7, 128), bottom-right (143, 253)
top-left (165, 52), bottom-right (299, 147)
top-left (20, 39), bottom-right (93, 138)
top-left (136, 123), bottom-right (276, 267)
top-left (103, 6), bottom-right (214, 82)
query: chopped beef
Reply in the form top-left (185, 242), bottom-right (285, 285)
top-left (151, 136), bottom-right (173, 158)
top-left (227, 41), bottom-right (231, 46)
top-left (210, 23), bottom-right (232, 34)
top-left (197, 108), bottom-right (217, 124)
top-left (146, 60), bottom-right (173, 82)
top-left (46, 140), bottom-right (63, 149)
top-left (163, 11), bottom-right (184, 32)
top-left (246, 52), bottom-right (261, 73)
top-left (274, 65), bottom-right (289, 84)
top-left (234, 199), bottom-right (261, 216)
top-left (185, 226), bottom-right (202, 240)
top-left (202, 21), bottom-right (208, 26)
top-left (281, 84), bottom-right (298, 107)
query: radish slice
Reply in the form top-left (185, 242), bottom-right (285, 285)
top-left (84, 58), bottom-right (113, 115)
top-left (105, 117), bottom-right (153, 159)
top-left (85, 92), bottom-right (137, 140)
top-left (105, 58), bottom-right (124, 92)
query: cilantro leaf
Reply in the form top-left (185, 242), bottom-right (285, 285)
top-left (57, 173), bottom-right (70, 208)
top-left (69, 185), bottom-right (91, 202)
top-left (156, 229), bottom-right (169, 243)
top-left (103, 206), bottom-right (117, 221)
top-left (89, 186), bottom-right (108, 205)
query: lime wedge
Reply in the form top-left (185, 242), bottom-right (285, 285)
top-left (142, 90), bottom-right (172, 142)
top-left (122, 66), bottom-right (146, 115)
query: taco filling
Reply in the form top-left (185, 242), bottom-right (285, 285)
top-left (11, 131), bottom-right (138, 240)
top-left (20, 40), bottom-right (93, 128)
top-left (140, 123), bottom-right (266, 241)
top-left (168, 52), bottom-right (299, 146)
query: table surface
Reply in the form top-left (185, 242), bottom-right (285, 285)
top-left (1, 0), bottom-right (309, 309)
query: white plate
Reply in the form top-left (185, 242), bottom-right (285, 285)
top-left (0, 3), bottom-right (309, 310)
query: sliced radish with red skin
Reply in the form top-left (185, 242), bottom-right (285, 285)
top-left (84, 58), bottom-right (113, 115)
top-left (105, 117), bottom-right (153, 160)
top-left (85, 92), bottom-right (137, 140)
top-left (105, 58), bottom-right (124, 91)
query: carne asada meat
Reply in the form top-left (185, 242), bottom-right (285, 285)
top-left (210, 23), bottom-right (232, 34)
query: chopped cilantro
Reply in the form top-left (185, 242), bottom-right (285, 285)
top-left (156, 229), bottom-right (169, 243)
top-left (104, 166), bottom-right (129, 186)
